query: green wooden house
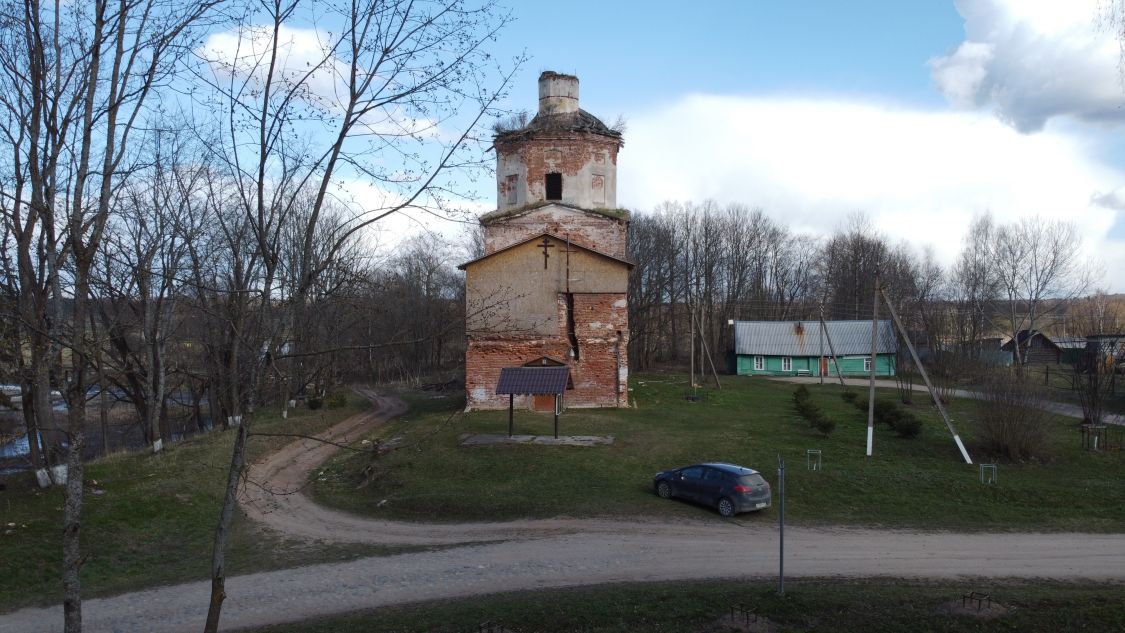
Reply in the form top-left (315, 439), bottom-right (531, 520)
top-left (733, 320), bottom-right (897, 377)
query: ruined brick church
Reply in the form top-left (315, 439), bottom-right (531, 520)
top-left (460, 71), bottom-right (630, 410)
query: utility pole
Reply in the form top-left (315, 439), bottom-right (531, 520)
top-left (689, 301), bottom-right (696, 389)
top-left (819, 304), bottom-right (825, 385)
top-left (777, 454), bottom-right (785, 594)
top-left (879, 285), bottom-right (973, 464)
top-left (699, 301), bottom-right (706, 384)
top-left (822, 316), bottom-right (847, 387)
top-left (867, 271), bottom-right (879, 458)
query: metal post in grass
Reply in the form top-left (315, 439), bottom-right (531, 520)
top-left (778, 454), bottom-right (785, 594)
top-left (508, 394), bottom-right (514, 438)
top-left (819, 303), bottom-right (825, 386)
top-left (867, 271), bottom-right (879, 458)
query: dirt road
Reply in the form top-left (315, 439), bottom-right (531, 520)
top-left (239, 389), bottom-right (721, 545)
top-left (4, 389), bottom-right (1125, 632)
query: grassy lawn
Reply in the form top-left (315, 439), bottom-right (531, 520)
top-left (246, 578), bottom-right (1125, 632)
top-left (0, 392), bottom-right (402, 613)
top-left (314, 374), bottom-right (1125, 530)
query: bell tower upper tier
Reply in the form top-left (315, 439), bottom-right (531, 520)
top-left (493, 71), bottom-right (624, 212)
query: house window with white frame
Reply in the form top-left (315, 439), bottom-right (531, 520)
top-left (782, 357), bottom-right (792, 372)
top-left (753, 355), bottom-right (764, 371)
top-left (864, 357), bottom-right (873, 373)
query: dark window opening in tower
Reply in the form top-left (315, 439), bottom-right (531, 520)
top-left (546, 172), bottom-right (562, 200)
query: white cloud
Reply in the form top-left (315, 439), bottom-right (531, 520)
top-left (202, 25), bottom-right (342, 108)
top-left (332, 176), bottom-right (491, 260)
top-left (200, 25), bottom-right (439, 137)
top-left (617, 93), bottom-right (1125, 290)
top-left (931, 0), bottom-right (1124, 132)
top-left (1092, 186), bottom-right (1125, 210)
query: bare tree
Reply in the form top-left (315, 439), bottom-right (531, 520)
top-left (975, 372), bottom-right (1053, 461)
top-left (626, 201), bottom-right (821, 372)
top-left (950, 214), bottom-right (999, 359)
top-left (1068, 289), bottom-right (1122, 424)
top-left (0, 2), bottom-right (215, 630)
top-left (192, 2), bottom-right (519, 630)
top-left (92, 129), bottom-right (209, 451)
top-left (1100, 0), bottom-right (1125, 78)
top-left (990, 216), bottom-right (1093, 366)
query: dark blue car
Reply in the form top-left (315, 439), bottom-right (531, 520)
top-left (653, 462), bottom-right (771, 517)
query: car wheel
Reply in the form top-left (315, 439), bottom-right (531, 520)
top-left (656, 481), bottom-right (672, 499)
top-left (717, 497), bottom-right (736, 518)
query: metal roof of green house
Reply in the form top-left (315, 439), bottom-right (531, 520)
top-left (734, 320), bottom-right (896, 357)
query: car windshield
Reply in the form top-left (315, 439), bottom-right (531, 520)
top-left (738, 474), bottom-right (767, 487)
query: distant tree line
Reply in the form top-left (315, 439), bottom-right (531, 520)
top-left (626, 201), bottom-right (1101, 375)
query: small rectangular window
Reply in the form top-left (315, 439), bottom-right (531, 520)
top-left (782, 357), bottom-right (792, 372)
top-left (545, 172), bottom-right (562, 200)
top-left (505, 174), bottom-right (517, 205)
top-left (864, 357), bottom-right (873, 373)
top-left (753, 356), bottom-right (764, 371)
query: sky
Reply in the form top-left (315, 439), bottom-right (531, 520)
top-left (198, 1), bottom-right (1125, 290)
top-left (479, 0), bottom-right (1125, 291)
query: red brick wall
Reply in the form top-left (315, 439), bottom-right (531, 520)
top-left (465, 292), bottom-right (629, 410)
top-left (484, 205), bottom-right (627, 260)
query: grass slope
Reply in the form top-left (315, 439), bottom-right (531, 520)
top-left (315, 375), bottom-right (1125, 530)
top-left (247, 579), bottom-right (1125, 633)
top-left (0, 393), bottom-right (398, 612)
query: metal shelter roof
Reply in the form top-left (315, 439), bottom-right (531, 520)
top-left (495, 366), bottom-right (570, 395)
top-left (733, 320), bottom-right (897, 357)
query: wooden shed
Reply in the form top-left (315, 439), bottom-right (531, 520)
top-left (1001, 330), bottom-right (1062, 364)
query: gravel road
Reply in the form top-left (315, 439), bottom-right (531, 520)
top-left (4, 388), bottom-right (1125, 632)
top-left (4, 528), bottom-right (1125, 633)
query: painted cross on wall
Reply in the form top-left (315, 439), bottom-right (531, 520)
top-left (537, 237), bottom-right (555, 269)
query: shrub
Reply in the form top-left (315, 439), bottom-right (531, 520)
top-left (323, 391), bottom-right (348, 408)
top-left (873, 400), bottom-right (903, 428)
top-left (892, 411), bottom-right (922, 438)
top-left (813, 415), bottom-right (837, 437)
top-left (852, 397), bottom-right (921, 439)
top-left (793, 385), bottom-right (811, 403)
top-left (840, 389), bottom-right (858, 403)
top-left (793, 386), bottom-right (835, 436)
top-left (974, 373), bottom-right (1052, 461)
top-left (307, 397), bottom-right (323, 410)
